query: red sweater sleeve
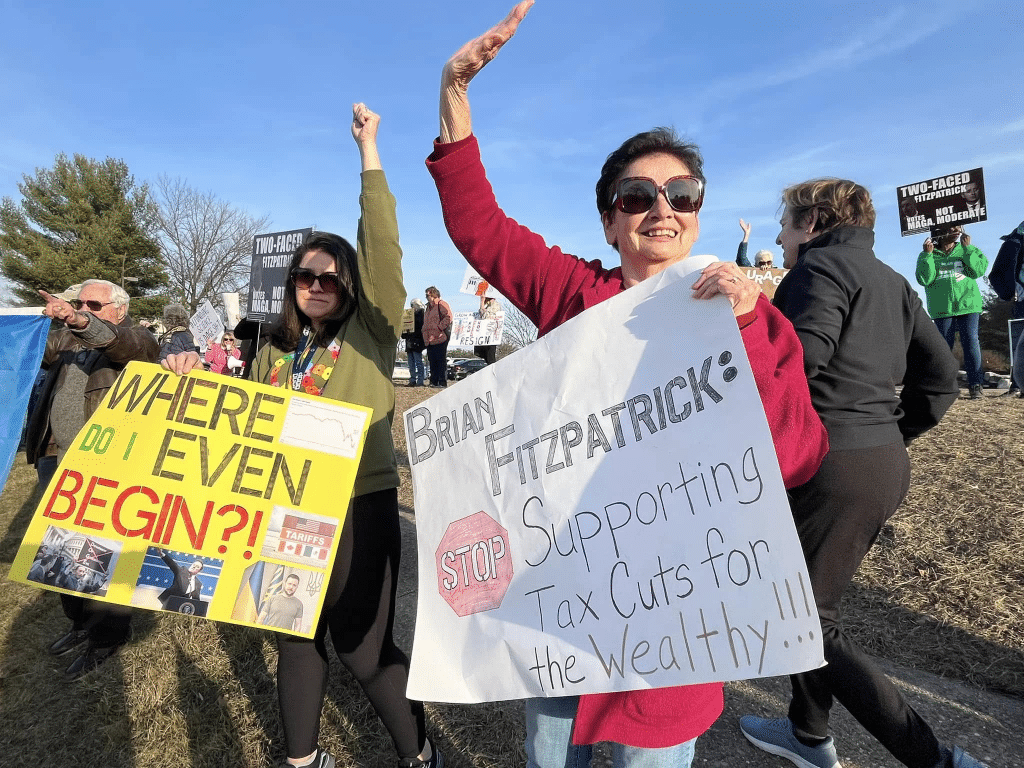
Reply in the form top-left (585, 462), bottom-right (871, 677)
top-left (427, 135), bottom-right (624, 336)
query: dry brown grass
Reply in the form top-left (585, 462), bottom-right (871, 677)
top-left (0, 384), bottom-right (1020, 768)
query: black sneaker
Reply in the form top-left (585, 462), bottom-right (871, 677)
top-left (400, 740), bottom-right (444, 768)
top-left (969, 385), bottom-right (983, 399)
top-left (65, 642), bottom-right (122, 679)
top-left (48, 628), bottom-right (88, 656)
top-left (281, 748), bottom-right (336, 768)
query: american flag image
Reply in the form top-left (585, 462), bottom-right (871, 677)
top-left (282, 515), bottom-right (336, 537)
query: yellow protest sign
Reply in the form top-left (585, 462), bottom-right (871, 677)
top-left (9, 362), bottom-right (371, 638)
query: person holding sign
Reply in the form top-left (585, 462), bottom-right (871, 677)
top-left (915, 226), bottom-right (988, 400)
top-left (475, 295), bottom-right (500, 364)
top-left (740, 181), bottom-right (979, 768)
top-left (26, 279), bottom-right (159, 678)
top-left (426, 4), bottom-right (827, 766)
top-left (164, 104), bottom-right (440, 768)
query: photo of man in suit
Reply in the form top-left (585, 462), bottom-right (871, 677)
top-left (960, 180), bottom-right (985, 217)
top-left (157, 548), bottom-right (205, 607)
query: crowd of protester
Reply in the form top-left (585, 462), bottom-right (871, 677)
top-left (20, 3), bottom-right (1010, 767)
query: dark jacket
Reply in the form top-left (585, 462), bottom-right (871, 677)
top-left (402, 307), bottom-right (426, 352)
top-left (990, 228), bottom-right (1024, 318)
top-left (774, 226), bottom-right (959, 449)
top-left (25, 316), bottom-right (160, 465)
top-left (158, 551), bottom-right (203, 603)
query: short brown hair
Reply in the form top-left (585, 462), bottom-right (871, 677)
top-left (781, 178), bottom-right (875, 234)
top-left (425, 286), bottom-right (440, 299)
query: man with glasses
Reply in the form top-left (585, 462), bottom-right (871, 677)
top-left (25, 278), bottom-right (158, 679)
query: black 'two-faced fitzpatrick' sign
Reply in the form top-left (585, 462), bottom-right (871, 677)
top-left (247, 228), bottom-right (313, 323)
top-left (896, 168), bottom-right (986, 236)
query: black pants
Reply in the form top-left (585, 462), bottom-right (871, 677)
top-left (787, 442), bottom-right (943, 768)
top-left (426, 342), bottom-right (448, 386)
top-left (276, 488), bottom-right (425, 760)
top-left (474, 345), bottom-right (496, 365)
top-left (37, 456), bottom-right (132, 648)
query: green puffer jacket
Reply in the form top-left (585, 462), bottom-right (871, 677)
top-left (915, 242), bottom-right (988, 318)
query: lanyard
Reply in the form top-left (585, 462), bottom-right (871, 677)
top-left (291, 328), bottom-right (319, 390)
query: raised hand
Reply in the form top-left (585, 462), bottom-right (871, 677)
top-left (440, 0), bottom-right (534, 143)
top-left (351, 102), bottom-right (380, 145)
top-left (351, 102), bottom-right (382, 171)
top-left (38, 290), bottom-right (87, 329)
top-left (739, 218), bottom-right (752, 240)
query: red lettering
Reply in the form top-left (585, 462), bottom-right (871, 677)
top-left (75, 476), bottom-right (119, 531)
top-left (112, 485), bottom-right (161, 538)
top-left (42, 469), bottom-right (84, 520)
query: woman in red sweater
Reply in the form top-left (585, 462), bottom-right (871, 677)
top-left (427, 4), bottom-right (828, 767)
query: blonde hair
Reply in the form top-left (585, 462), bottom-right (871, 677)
top-left (782, 178), bottom-right (875, 234)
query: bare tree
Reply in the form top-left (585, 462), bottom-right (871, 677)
top-left (501, 303), bottom-right (538, 352)
top-left (154, 175), bottom-right (270, 314)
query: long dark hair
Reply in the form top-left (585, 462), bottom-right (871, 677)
top-left (269, 232), bottom-right (361, 351)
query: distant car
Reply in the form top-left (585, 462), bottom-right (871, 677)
top-left (448, 358), bottom-right (488, 381)
top-left (392, 360), bottom-right (410, 382)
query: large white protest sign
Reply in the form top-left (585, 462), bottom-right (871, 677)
top-left (406, 256), bottom-right (823, 704)
top-left (451, 311), bottom-right (505, 348)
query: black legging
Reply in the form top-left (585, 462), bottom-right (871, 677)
top-left (787, 442), bottom-right (943, 768)
top-left (276, 487), bottom-right (425, 760)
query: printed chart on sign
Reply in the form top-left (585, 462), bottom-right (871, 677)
top-left (9, 362), bottom-right (371, 638)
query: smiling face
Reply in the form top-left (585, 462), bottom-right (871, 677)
top-left (188, 561), bottom-right (203, 575)
top-left (777, 208), bottom-right (815, 268)
top-left (601, 153), bottom-right (700, 285)
top-left (295, 250), bottom-right (340, 327)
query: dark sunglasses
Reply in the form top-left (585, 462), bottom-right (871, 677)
top-left (290, 268), bottom-right (340, 293)
top-left (70, 299), bottom-right (115, 312)
top-left (613, 175), bottom-right (704, 215)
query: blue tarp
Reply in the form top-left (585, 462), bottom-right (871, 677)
top-left (0, 315), bottom-right (49, 493)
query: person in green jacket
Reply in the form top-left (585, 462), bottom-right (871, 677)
top-left (916, 226), bottom-right (989, 399)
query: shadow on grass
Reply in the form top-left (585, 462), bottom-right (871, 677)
top-left (0, 588), bottom-right (155, 767)
top-left (843, 582), bottom-right (1024, 698)
top-left (0, 472), bottom-right (44, 564)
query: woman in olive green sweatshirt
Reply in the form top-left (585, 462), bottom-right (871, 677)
top-left (162, 104), bottom-right (440, 768)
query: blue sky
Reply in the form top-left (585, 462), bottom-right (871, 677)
top-left (2, 0), bottom-right (1022, 316)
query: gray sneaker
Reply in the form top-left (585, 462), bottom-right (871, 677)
top-left (739, 716), bottom-right (840, 768)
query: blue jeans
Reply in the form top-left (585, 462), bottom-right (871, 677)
top-left (408, 350), bottom-right (424, 385)
top-left (525, 696), bottom-right (696, 768)
top-left (934, 313), bottom-right (982, 388)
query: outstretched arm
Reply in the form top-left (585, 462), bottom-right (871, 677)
top-left (439, 0), bottom-right (534, 143)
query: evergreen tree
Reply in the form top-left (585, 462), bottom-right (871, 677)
top-left (0, 153), bottom-right (167, 315)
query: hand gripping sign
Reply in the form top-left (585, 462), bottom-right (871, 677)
top-left (406, 256), bottom-right (823, 704)
top-left (10, 363), bottom-right (371, 638)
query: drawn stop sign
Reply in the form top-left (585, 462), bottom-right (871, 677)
top-left (436, 511), bottom-right (513, 617)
